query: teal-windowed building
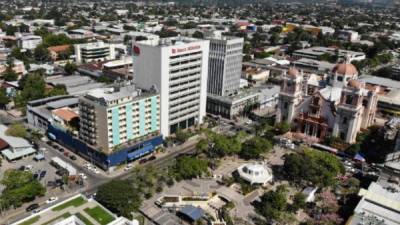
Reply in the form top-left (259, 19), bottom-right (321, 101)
top-left (79, 84), bottom-right (160, 155)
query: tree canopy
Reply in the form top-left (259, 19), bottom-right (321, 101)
top-left (254, 185), bottom-right (295, 224)
top-left (96, 179), bottom-right (142, 220)
top-left (239, 136), bottom-right (272, 160)
top-left (15, 73), bottom-right (46, 107)
top-left (172, 156), bottom-right (208, 180)
top-left (283, 148), bottom-right (345, 187)
top-left (0, 169), bottom-right (46, 209)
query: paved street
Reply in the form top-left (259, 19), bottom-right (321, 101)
top-left (0, 135), bottom-right (199, 224)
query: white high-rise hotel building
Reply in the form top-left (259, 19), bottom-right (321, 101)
top-left (133, 37), bottom-right (209, 136)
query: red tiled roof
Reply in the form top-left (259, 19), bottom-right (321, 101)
top-left (53, 108), bottom-right (78, 122)
top-left (0, 138), bottom-right (9, 150)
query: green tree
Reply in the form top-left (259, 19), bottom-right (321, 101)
top-left (192, 31), bottom-right (204, 39)
top-left (292, 192), bottom-right (306, 212)
top-left (0, 169), bottom-right (46, 209)
top-left (2, 57), bottom-right (18, 81)
top-left (283, 148), bottom-right (345, 187)
top-left (5, 123), bottom-right (27, 138)
top-left (211, 133), bottom-right (242, 157)
top-left (15, 73), bottom-right (46, 107)
top-left (47, 84), bottom-right (68, 96)
top-left (196, 138), bottom-right (209, 154)
top-left (2, 66), bottom-right (18, 81)
top-left (172, 156), bottom-right (208, 180)
top-left (239, 136), bottom-right (272, 160)
top-left (255, 185), bottom-right (288, 222)
top-left (64, 62), bottom-right (77, 75)
top-left (274, 122), bottom-right (291, 135)
top-left (34, 44), bottom-right (51, 62)
top-left (96, 180), bottom-right (142, 219)
top-left (175, 128), bottom-right (191, 143)
top-left (43, 34), bottom-right (72, 47)
top-left (0, 87), bottom-right (10, 109)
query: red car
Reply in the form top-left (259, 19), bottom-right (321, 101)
top-left (64, 151), bottom-right (69, 157)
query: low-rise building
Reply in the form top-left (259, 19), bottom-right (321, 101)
top-left (337, 30), bottom-right (360, 42)
top-left (0, 124), bottom-right (36, 161)
top-left (27, 95), bottom-right (79, 132)
top-left (392, 64), bottom-right (400, 80)
top-left (207, 85), bottom-right (280, 119)
top-left (0, 59), bottom-right (27, 75)
top-left (74, 41), bottom-right (116, 64)
top-left (293, 47), bottom-right (366, 62)
top-left (16, 34), bottom-right (42, 50)
top-left (347, 181), bottom-right (400, 225)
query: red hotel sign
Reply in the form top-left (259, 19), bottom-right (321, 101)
top-left (171, 45), bottom-right (201, 54)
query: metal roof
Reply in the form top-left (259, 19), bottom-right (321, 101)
top-left (179, 205), bottom-right (204, 221)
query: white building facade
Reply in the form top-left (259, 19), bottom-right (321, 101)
top-left (133, 37), bottom-right (209, 136)
top-left (74, 41), bottom-right (116, 64)
top-left (207, 36), bottom-right (243, 96)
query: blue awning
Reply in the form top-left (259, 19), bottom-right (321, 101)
top-left (127, 144), bottom-right (153, 160)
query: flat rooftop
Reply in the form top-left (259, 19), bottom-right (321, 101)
top-left (45, 75), bottom-right (107, 96)
top-left (294, 46), bottom-right (365, 57)
top-left (359, 75), bottom-right (400, 89)
top-left (138, 36), bottom-right (204, 47)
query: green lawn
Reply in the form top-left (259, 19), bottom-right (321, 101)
top-left (84, 206), bottom-right (115, 225)
top-left (52, 196), bottom-right (87, 211)
top-left (19, 216), bottom-right (40, 225)
top-left (75, 213), bottom-right (95, 225)
top-left (42, 212), bottom-right (71, 225)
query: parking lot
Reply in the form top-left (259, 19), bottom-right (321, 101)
top-left (1, 152), bottom-right (61, 190)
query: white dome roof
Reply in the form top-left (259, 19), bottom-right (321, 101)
top-left (238, 163), bottom-right (273, 185)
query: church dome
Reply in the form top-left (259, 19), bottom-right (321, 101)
top-left (332, 63), bottom-right (358, 76)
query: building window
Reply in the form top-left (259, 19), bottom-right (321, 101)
top-left (284, 102), bottom-right (288, 109)
top-left (337, 76), bottom-right (343, 82)
top-left (345, 95), bottom-right (353, 105)
top-left (342, 117), bottom-right (347, 125)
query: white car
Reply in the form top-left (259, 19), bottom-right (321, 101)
top-left (24, 165), bottom-right (33, 172)
top-left (79, 173), bottom-right (88, 180)
top-left (124, 164), bottom-right (133, 171)
top-left (46, 197), bottom-right (58, 204)
top-left (92, 168), bottom-right (100, 174)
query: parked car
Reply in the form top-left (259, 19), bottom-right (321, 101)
top-left (33, 174), bottom-right (39, 179)
top-left (24, 165), bottom-right (33, 172)
top-left (139, 158), bottom-right (147, 164)
top-left (46, 197), bottom-right (58, 204)
top-left (69, 155), bottom-right (77, 160)
top-left (79, 173), bottom-right (87, 180)
top-left (40, 170), bottom-right (47, 178)
top-left (124, 164), bottom-right (133, 171)
top-left (148, 155), bottom-right (156, 161)
top-left (26, 204), bottom-right (39, 212)
top-left (64, 151), bottom-right (69, 157)
top-left (32, 209), bottom-right (41, 214)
